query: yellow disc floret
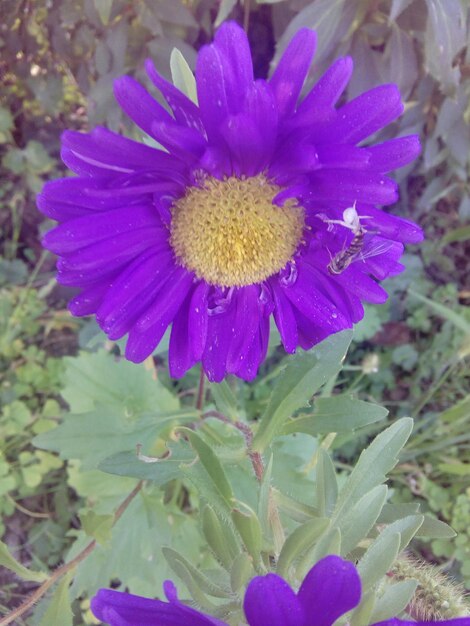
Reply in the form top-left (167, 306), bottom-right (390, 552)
top-left (170, 175), bottom-right (304, 287)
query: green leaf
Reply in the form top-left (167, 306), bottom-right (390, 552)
top-left (303, 527), bottom-right (341, 572)
top-left (202, 505), bottom-right (241, 571)
top-left (39, 572), bottom-right (74, 626)
top-left (34, 408), bottom-right (196, 469)
top-left (338, 485), bottom-right (388, 556)
top-left (272, 0), bottom-right (350, 69)
top-left (424, 0), bottom-right (466, 94)
top-left (258, 455), bottom-right (273, 541)
top-left (350, 589), bottom-right (376, 626)
top-left (378, 503), bottom-right (420, 524)
top-left (232, 504), bottom-right (263, 567)
top-left (276, 518), bottom-right (329, 578)
top-left (253, 331), bottom-right (352, 451)
top-left (170, 48), bottom-right (197, 104)
top-left (0, 107), bottom-right (13, 132)
top-left (409, 290), bottom-right (470, 334)
top-left (94, 0), bottom-right (113, 25)
top-left (438, 461), bottom-right (470, 476)
top-left (315, 448), bottom-right (338, 517)
top-left (274, 490), bottom-right (318, 523)
top-left (333, 418), bottom-right (413, 523)
top-left (353, 305), bottom-right (384, 342)
top-left (441, 224), bottom-right (470, 245)
top-left (162, 547), bottom-right (231, 599)
top-left (0, 540), bottom-right (48, 583)
top-left (60, 351), bottom-right (178, 415)
top-left (357, 532), bottom-right (401, 591)
top-left (389, 0), bottom-right (413, 21)
top-left (416, 515), bottom-right (456, 539)
top-left (283, 395), bottom-right (388, 436)
top-left (214, 0), bottom-right (238, 25)
top-left (68, 491), bottom-right (203, 601)
top-left (440, 394), bottom-right (470, 423)
top-left (210, 380), bottom-right (239, 421)
top-left (98, 440), bottom-right (194, 484)
top-left (179, 428), bottom-right (234, 506)
top-left (230, 553), bottom-right (254, 592)
top-left (80, 511), bottom-right (114, 545)
top-left (370, 579), bottom-right (418, 623)
top-left (377, 515), bottom-right (425, 552)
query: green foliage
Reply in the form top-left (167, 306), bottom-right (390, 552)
top-left (0, 540), bottom-right (48, 583)
top-left (0, 281), bottom-right (68, 538)
top-left (253, 331), bottom-right (352, 451)
top-left (1, 0), bottom-right (470, 623)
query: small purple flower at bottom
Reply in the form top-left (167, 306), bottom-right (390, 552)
top-left (90, 555), bottom-right (470, 626)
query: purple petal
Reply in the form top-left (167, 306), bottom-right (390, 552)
top-left (62, 127), bottom-right (181, 174)
top-left (269, 29), bottom-right (317, 118)
top-left (359, 238), bottom-right (405, 280)
top-left (330, 263), bottom-right (389, 304)
top-left (300, 258), bottom-right (361, 324)
top-left (306, 170), bottom-right (399, 205)
top-left (145, 58), bottom-right (203, 132)
top-left (196, 45), bottom-right (231, 143)
top-left (270, 279), bottom-right (298, 353)
top-left (282, 261), bottom-right (348, 330)
top-left (96, 250), bottom-right (173, 339)
top-left (37, 178), bottom-right (119, 221)
top-left (269, 142), bottom-right (319, 182)
top-left (223, 81), bottom-right (278, 176)
top-left (367, 135), bottom-right (421, 172)
top-left (213, 21), bottom-right (254, 106)
top-left (297, 556), bottom-right (361, 626)
top-left (55, 228), bottom-right (164, 286)
top-left (243, 573), bottom-right (304, 626)
top-left (113, 76), bottom-right (173, 139)
top-left (314, 84), bottom-right (404, 144)
top-left (91, 589), bottom-right (224, 626)
top-left (42, 205), bottom-right (162, 254)
top-left (199, 145), bottom-right (232, 178)
top-left (298, 56), bottom-right (353, 113)
top-left (152, 120), bottom-right (206, 161)
top-left (355, 206), bottom-right (424, 244)
top-left (294, 308), bottom-right (342, 350)
top-left (169, 289), bottom-right (197, 378)
top-left (126, 268), bottom-right (193, 362)
top-left (316, 144), bottom-right (371, 169)
top-left (221, 115), bottom-right (264, 177)
top-left (231, 329), bottom-right (262, 380)
top-left (226, 286), bottom-right (260, 372)
top-left (68, 281), bottom-right (111, 316)
top-left (202, 308), bottom-right (235, 383)
top-left (188, 281), bottom-right (209, 360)
top-left (162, 581), bottom-right (226, 626)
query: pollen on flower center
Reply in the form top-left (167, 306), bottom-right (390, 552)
top-left (170, 175), bottom-right (305, 287)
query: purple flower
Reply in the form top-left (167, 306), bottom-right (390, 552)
top-left (90, 555), bottom-right (469, 626)
top-left (38, 21), bottom-right (423, 382)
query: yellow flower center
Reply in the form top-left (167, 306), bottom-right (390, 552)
top-left (170, 175), bottom-right (304, 287)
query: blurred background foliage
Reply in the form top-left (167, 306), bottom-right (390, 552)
top-left (0, 0), bottom-right (469, 623)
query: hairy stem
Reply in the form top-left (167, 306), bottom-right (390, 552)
top-left (202, 410), bottom-right (265, 481)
